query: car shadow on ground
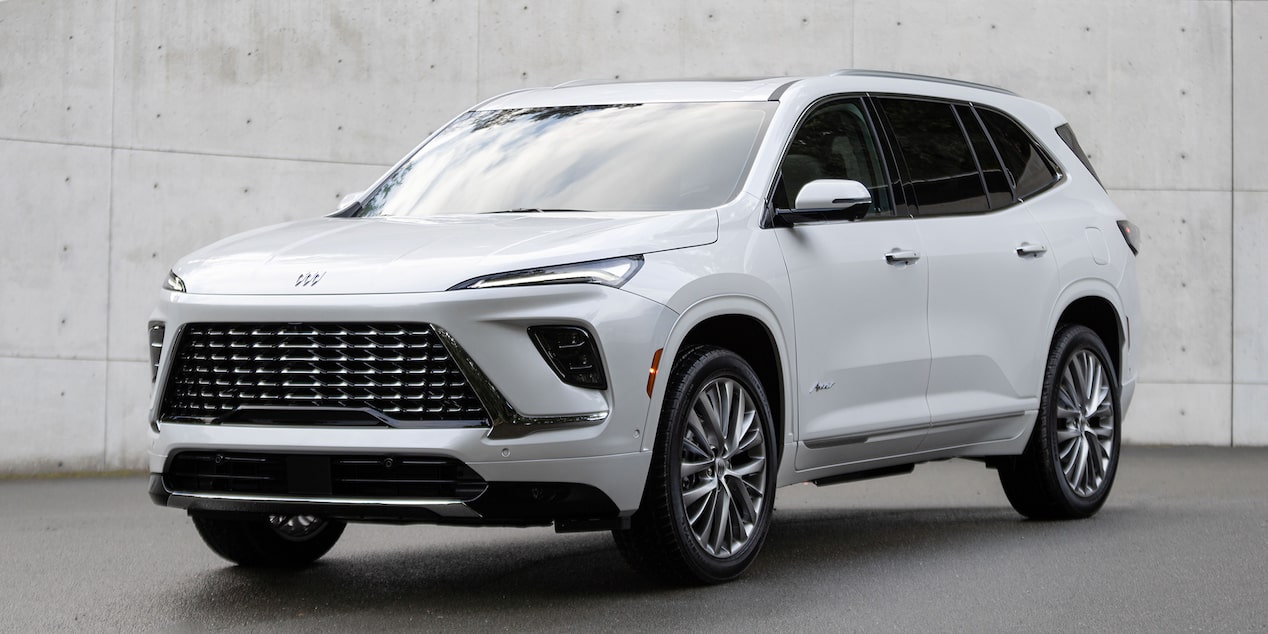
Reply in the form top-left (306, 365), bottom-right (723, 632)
top-left (160, 504), bottom-right (1140, 627)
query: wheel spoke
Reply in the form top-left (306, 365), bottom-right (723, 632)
top-left (682, 479), bottom-right (714, 508)
top-left (727, 475), bottom-right (757, 523)
top-left (700, 387), bottom-right (726, 447)
top-left (680, 457), bottom-right (711, 478)
top-left (729, 457), bottom-right (766, 478)
top-left (711, 485), bottom-right (731, 554)
top-left (684, 411), bottom-right (712, 458)
top-left (1055, 425), bottom-right (1081, 443)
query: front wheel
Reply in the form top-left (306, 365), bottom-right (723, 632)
top-left (613, 346), bottom-right (778, 584)
top-left (191, 512), bottom-right (346, 567)
top-left (998, 324), bottom-right (1122, 519)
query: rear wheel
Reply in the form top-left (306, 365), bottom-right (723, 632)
top-left (999, 324), bottom-right (1121, 519)
top-left (191, 512), bottom-right (345, 567)
top-left (613, 346), bottom-right (778, 584)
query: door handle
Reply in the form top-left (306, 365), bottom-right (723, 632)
top-left (1016, 242), bottom-right (1048, 257)
top-left (885, 249), bottom-right (921, 265)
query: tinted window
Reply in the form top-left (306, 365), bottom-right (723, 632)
top-left (356, 102), bottom-right (776, 217)
top-left (775, 99), bottom-right (894, 216)
top-left (977, 108), bottom-right (1059, 199)
top-left (880, 98), bottom-right (989, 215)
top-left (956, 105), bottom-right (1012, 209)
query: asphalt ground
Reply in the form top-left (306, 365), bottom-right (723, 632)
top-left (2, 446), bottom-right (1265, 632)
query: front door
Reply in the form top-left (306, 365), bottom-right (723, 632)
top-left (771, 98), bottom-right (932, 471)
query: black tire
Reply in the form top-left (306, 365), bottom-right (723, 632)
top-left (191, 513), bottom-right (346, 567)
top-left (612, 346), bottom-right (778, 584)
top-left (998, 324), bottom-right (1121, 519)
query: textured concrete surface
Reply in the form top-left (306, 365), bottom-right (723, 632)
top-left (0, 0), bottom-right (1263, 473)
top-left (1, 447), bottom-right (1265, 631)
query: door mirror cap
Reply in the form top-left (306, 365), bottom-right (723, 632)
top-left (776, 179), bottom-right (873, 225)
top-left (794, 179), bottom-right (872, 210)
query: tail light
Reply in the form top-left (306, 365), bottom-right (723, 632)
top-left (1117, 220), bottom-right (1140, 255)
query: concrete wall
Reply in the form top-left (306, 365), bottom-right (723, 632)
top-left (0, 0), bottom-right (1262, 473)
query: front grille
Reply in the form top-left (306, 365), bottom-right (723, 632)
top-left (165, 452), bottom-right (488, 500)
top-left (158, 323), bottom-right (488, 425)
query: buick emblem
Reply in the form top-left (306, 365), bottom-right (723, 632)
top-left (295, 271), bottom-right (325, 287)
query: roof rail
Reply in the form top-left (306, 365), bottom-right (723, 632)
top-left (829, 69), bottom-right (1018, 96)
top-left (552, 78), bottom-right (622, 89)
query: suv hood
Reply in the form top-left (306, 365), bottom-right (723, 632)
top-left (173, 210), bottom-right (718, 295)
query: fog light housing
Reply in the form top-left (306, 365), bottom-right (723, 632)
top-left (529, 326), bottom-right (607, 390)
top-left (148, 321), bottom-right (165, 382)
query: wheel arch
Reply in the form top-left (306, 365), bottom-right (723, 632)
top-left (644, 297), bottom-right (794, 462)
top-left (1051, 288), bottom-right (1125, 379)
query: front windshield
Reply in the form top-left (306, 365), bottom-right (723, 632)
top-left (355, 101), bottom-right (776, 217)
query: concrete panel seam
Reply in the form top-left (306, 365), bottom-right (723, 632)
top-left (1137, 380), bottom-right (1243, 386)
top-left (1106, 187), bottom-right (1237, 193)
top-left (0, 136), bottom-right (394, 170)
top-left (1230, 1), bottom-right (1236, 448)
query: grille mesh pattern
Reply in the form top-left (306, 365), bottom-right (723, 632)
top-left (159, 323), bottom-right (488, 424)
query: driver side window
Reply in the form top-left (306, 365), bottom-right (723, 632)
top-left (774, 99), bottom-right (894, 216)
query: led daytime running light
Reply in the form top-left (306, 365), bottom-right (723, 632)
top-left (451, 256), bottom-right (643, 290)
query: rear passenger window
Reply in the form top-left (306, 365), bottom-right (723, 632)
top-left (879, 98), bottom-right (989, 215)
top-left (976, 108), bottom-right (1059, 199)
top-left (956, 105), bottom-right (1013, 209)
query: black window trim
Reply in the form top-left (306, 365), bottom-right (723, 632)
top-left (950, 105), bottom-right (995, 211)
top-left (969, 102), bottom-right (1065, 205)
top-left (761, 94), bottom-right (908, 229)
top-left (965, 105), bottom-right (1018, 200)
top-left (866, 92), bottom-right (1067, 219)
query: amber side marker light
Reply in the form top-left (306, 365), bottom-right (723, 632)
top-left (647, 348), bottom-right (663, 397)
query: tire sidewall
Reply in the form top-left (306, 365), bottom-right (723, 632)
top-left (661, 349), bottom-right (778, 582)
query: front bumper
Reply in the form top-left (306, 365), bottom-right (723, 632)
top-left (147, 449), bottom-right (648, 529)
top-left (147, 284), bottom-right (676, 518)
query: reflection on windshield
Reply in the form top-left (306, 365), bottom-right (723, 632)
top-left (356, 102), bottom-right (775, 217)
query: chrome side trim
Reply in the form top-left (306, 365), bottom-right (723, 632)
top-left (432, 325), bottom-right (609, 440)
top-left (168, 491), bottom-right (482, 518)
top-left (802, 411), bottom-right (1027, 450)
top-left (928, 410), bottom-right (1027, 429)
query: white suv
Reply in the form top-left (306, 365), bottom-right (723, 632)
top-left (147, 70), bottom-right (1141, 584)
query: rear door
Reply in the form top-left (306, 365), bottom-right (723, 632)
top-left (874, 97), bottom-right (1061, 449)
top-left (771, 97), bottom-right (932, 470)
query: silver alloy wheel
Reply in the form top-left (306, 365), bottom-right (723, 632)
top-left (679, 377), bottom-right (768, 558)
top-left (1055, 349), bottom-right (1116, 497)
top-left (268, 515), bottom-right (327, 541)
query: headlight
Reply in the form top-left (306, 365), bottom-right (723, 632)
top-left (162, 270), bottom-right (186, 293)
top-left (449, 256), bottom-right (643, 290)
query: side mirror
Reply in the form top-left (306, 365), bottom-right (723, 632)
top-left (777, 179), bottom-right (872, 225)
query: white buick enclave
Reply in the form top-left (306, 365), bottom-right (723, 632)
top-left (148, 70), bottom-right (1141, 584)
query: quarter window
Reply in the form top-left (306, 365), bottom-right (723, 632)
top-left (879, 98), bottom-right (990, 215)
top-left (976, 108), bottom-right (1059, 199)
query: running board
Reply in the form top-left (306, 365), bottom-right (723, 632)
top-left (811, 463), bottom-right (916, 487)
